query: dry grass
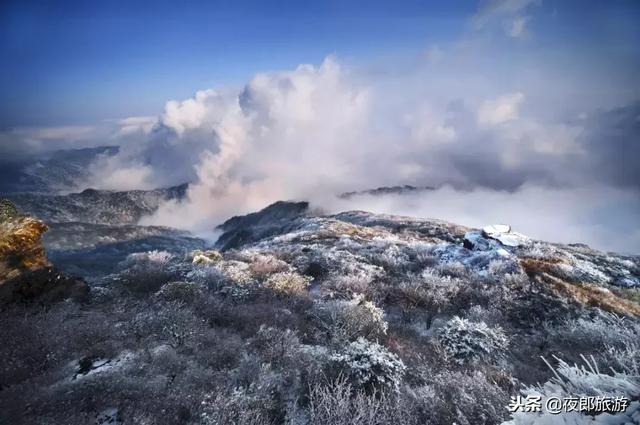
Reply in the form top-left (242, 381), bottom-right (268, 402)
top-left (249, 254), bottom-right (290, 277)
top-left (519, 257), bottom-right (565, 276)
top-left (264, 271), bottom-right (311, 296)
top-left (610, 287), bottom-right (640, 305)
top-left (539, 273), bottom-right (640, 317)
top-left (520, 257), bottom-right (640, 317)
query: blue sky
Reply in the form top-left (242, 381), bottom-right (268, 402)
top-left (1, 0), bottom-right (639, 251)
top-left (0, 0), bottom-right (468, 127)
top-left (2, 0), bottom-right (638, 128)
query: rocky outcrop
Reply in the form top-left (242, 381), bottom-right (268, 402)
top-left (463, 224), bottom-right (530, 250)
top-left (215, 201), bottom-right (310, 250)
top-left (481, 224), bottom-right (529, 247)
top-left (0, 200), bottom-right (87, 305)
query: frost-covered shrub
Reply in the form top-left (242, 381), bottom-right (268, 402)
top-left (0, 303), bottom-right (116, 390)
top-left (330, 338), bottom-right (405, 391)
top-left (549, 312), bottom-right (640, 356)
top-left (190, 249), bottom-right (223, 265)
top-left (311, 296), bottom-right (388, 343)
top-left (367, 245), bottom-right (412, 272)
top-left (487, 259), bottom-right (523, 279)
top-left (408, 369), bottom-right (512, 425)
top-left (607, 343), bottom-right (640, 375)
top-left (307, 377), bottom-right (416, 425)
top-left (502, 357), bottom-right (640, 425)
top-left (89, 285), bottom-right (116, 303)
top-left (500, 271), bottom-right (530, 289)
top-left (0, 199), bottom-right (18, 222)
top-left (436, 261), bottom-right (469, 278)
top-left (421, 267), bottom-right (463, 287)
top-left (263, 271), bottom-right (311, 297)
top-left (157, 304), bottom-right (205, 348)
top-left (190, 327), bottom-right (244, 371)
top-left (200, 390), bottom-right (273, 425)
top-left (536, 356), bottom-right (640, 397)
top-left (556, 258), bottom-right (611, 285)
top-left (128, 309), bottom-right (161, 342)
top-left (340, 261), bottom-right (385, 284)
top-left (321, 274), bottom-right (372, 299)
top-left (222, 356), bottom-right (293, 422)
top-left (119, 250), bottom-right (179, 294)
top-left (187, 266), bottom-right (226, 291)
top-left (465, 304), bottom-right (505, 326)
top-left (520, 242), bottom-right (557, 259)
top-left (128, 301), bottom-right (204, 348)
top-left (214, 260), bottom-right (255, 284)
top-left (198, 260), bottom-right (259, 302)
top-left (297, 246), bottom-right (384, 284)
top-left (155, 281), bottom-right (202, 303)
top-left (124, 250), bottom-right (174, 265)
top-left (249, 254), bottom-right (291, 278)
top-left (391, 270), bottom-right (460, 327)
top-left (437, 316), bottom-right (508, 364)
top-left (248, 325), bottom-right (301, 367)
top-left (407, 242), bottom-right (439, 270)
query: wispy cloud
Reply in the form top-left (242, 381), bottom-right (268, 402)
top-left (9, 125), bottom-right (97, 141)
top-left (471, 0), bottom-right (540, 37)
top-left (0, 125), bottom-right (105, 160)
top-left (505, 15), bottom-right (530, 38)
top-left (115, 116), bottom-right (158, 136)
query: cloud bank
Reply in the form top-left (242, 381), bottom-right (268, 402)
top-left (7, 25), bottom-right (636, 252)
top-left (61, 45), bottom-right (637, 252)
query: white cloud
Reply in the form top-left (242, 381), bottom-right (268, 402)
top-left (477, 92), bottom-right (525, 126)
top-left (95, 165), bottom-right (154, 191)
top-left (506, 15), bottom-right (529, 38)
top-left (116, 116), bottom-right (158, 136)
top-left (0, 124), bottom-right (110, 159)
top-left (472, 0), bottom-right (539, 38)
top-left (472, 0), bottom-right (538, 28)
top-left (405, 106), bottom-right (457, 145)
top-left (329, 184), bottom-right (640, 254)
top-left (72, 49), bottom-right (639, 252)
top-left (10, 125), bottom-right (97, 141)
top-left (161, 89), bottom-right (224, 135)
top-left (142, 57), bottom-right (372, 229)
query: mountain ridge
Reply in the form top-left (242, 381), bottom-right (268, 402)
top-left (6, 183), bottom-right (189, 225)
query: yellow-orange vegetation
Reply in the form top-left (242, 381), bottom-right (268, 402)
top-left (0, 216), bottom-right (51, 282)
top-left (520, 257), bottom-right (640, 317)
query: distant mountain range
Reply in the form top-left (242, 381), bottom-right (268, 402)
top-left (0, 145), bottom-right (119, 194)
top-left (338, 184), bottom-right (435, 199)
top-left (7, 183), bottom-right (188, 226)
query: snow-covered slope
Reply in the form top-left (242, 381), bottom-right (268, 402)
top-left (0, 146), bottom-right (119, 194)
top-left (2, 200), bottom-right (639, 424)
top-left (216, 202), bottom-right (639, 291)
top-left (7, 184), bottom-right (188, 225)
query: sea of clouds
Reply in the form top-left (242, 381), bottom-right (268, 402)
top-left (3, 1), bottom-right (638, 252)
top-left (67, 51), bottom-right (636, 253)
